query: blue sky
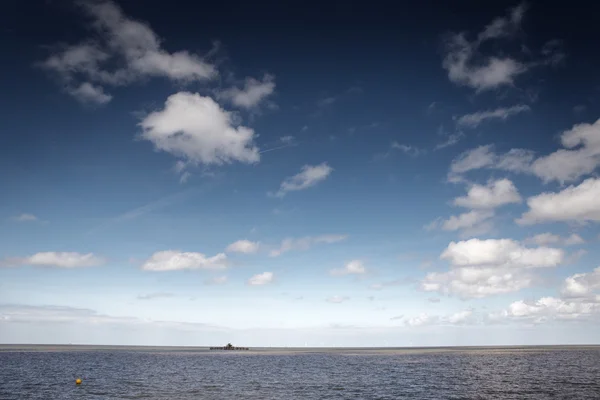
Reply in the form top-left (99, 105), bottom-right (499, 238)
top-left (1, 0), bottom-right (600, 346)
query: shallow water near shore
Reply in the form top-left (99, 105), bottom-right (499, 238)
top-left (1, 345), bottom-right (599, 399)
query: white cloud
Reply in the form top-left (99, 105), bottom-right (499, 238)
top-left (369, 279), bottom-right (412, 290)
top-left (391, 142), bottom-right (425, 157)
top-left (562, 267), bottom-right (600, 299)
top-left (564, 233), bottom-right (586, 246)
top-left (428, 179), bottom-right (520, 235)
top-left (39, 0), bottom-right (216, 102)
top-left (0, 304), bottom-right (223, 333)
top-left (517, 178), bottom-right (600, 225)
top-left (269, 234), bottom-right (347, 257)
top-left (453, 179), bottom-right (521, 209)
top-left (499, 296), bottom-right (600, 323)
top-left (273, 163), bottom-right (333, 197)
top-left (137, 292), bottom-right (173, 300)
top-left (217, 74), bottom-right (275, 109)
top-left (477, 3), bottom-right (527, 42)
top-left (440, 210), bottom-right (495, 232)
top-left (530, 119), bottom-right (600, 184)
top-left (448, 145), bottom-right (535, 182)
top-left (442, 3), bottom-right (528, 92)
top-left (447, 119), bottom-right (600, 184)
top-left (441, 3), bottom-right (560, 93)
top-left (139, 92), bottom-right (260, 166)
top-left (441, 239), bottom-right (563, 268)
top-left (428, 297), bottom-right (441, 303)
top-left (456, 105), bottom-right (530, 128)
top-left (404, 313), bottom-right (433, 327)
top-left (443, 34), bottom-right (526, 92)
top-left (141, 250), bottom-right (228, 271)
top-left (326, 296), bottom-right (349, 304)
top-left (435, 132), bottom-right (465, 150)
top-left (446, 310), bottom-right (473, 324)
top-left (449, 145), bottom-right (497, 176)
top-left (67, 82), bottom-right (112, 105)
top-left (525, 233), bottom-right (585, 247)
top-left (205, 275), bottom-right (228, 285)
top-left (225, 240), bottom-right (260, 254)
top-left (279, 136), bottom-right (295, 144)
top-left (12, 213), bottom-right (38, 222)
top-left (421, 239), bottom-right (564, 298)
top-left (492, 267), bottom-right (600, 324)
top-left (2, 252), bottom-right (104, 268)
top-left (247, 272), bottom-right (273, 286)
top-left (330, 260), bottom-right (366, 276)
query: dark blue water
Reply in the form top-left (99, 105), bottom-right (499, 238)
top-left (1, 347), bottom-right (600, 399)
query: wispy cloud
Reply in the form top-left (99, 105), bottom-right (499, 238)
top-left (225, 240), bottom-right (260, 254)
top-left (37, 0), bottom-right (218, 104)
top-left (205, 275), bottom-right (228, 285)
top-left (217, 74), bottom-right (275, 109)
top-left (2, 252), bottom-right (105, 268)
top-left (326, 296), bottom-right (349, 303)
top-left (330, 260), bottom-right (367, 276)
top-left (141, 251), bottom-right (228, 271)
top-left (442, 3), bottom-right (562, 93)
top-left (137, 292), bottom-right (174, 300)
top-left (271, 163), bottom-right (333, 198)
top-left (269, 234), bottom-right (348, 257)
top-left (87, 189), bottom-right (204, 235)
top-left (456, 105), bottom-right (530, 128)
top-left (11, 213), bottom-right (38, 222)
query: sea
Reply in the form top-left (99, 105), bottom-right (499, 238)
top-left (1, 345), bottom-right (599, 399)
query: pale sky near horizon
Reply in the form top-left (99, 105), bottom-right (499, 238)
top-left (1, 0), bottom-right (600, 346)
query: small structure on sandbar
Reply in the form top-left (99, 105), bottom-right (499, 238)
top-left (210, 343), bottom-right (249, 351)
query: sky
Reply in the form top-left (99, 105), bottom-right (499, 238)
top-left (1, 0), bottom-right (600, 347)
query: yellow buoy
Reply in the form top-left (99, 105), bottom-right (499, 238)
top-left (75, 378), bottom-right (82, 385)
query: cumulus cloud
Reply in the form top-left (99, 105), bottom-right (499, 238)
top-left (453, 179), bottom-right (522, 209)
top-left (225, 240), bottom-right (260, 254)
top-left (39, 0), bottom-right (216, 103)
top-left (491, 267), bottom-right (600, 324)
top-left (330, 260), bottom-right (366, 276)
top-left (141, 250), bottom-right (228, 271)
top-left (326, 296), bottom-right (349, 303)
top-left (530, 119), bottom-right (600, 184)
top-left (247, 272), bottom-right (273, 286)
top-left (525, 233), bottom-right (585, 247)
top-left (272, 163), bottom-right (333, 197)
top-left (269, 234), bottom-right (347, 257)
top-left (217, 74), bottom-right (275, 109)
top-left (421, 239), bottom-right (564, 298)
top-left (139, 92), bottom-right (260, 166)
top-left (11, 213), bottom-right (38, 222)
top-left (427, 179), bottom-right (520, 236)
top-left (517, 178), bottom-right (600, 225)
top-left (562, 267), bottom-right (600, 298)
top-left (2, 252), bottom-right (104, 268)
top-left (456, 105), bottom-right (530, 128)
